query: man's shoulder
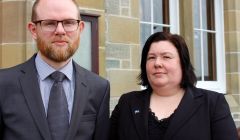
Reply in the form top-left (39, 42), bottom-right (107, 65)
top-left (0, 55), bottom-right (35, 81)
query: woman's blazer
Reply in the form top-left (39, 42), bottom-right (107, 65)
top-left (110, 87), bottom-right (238, 140)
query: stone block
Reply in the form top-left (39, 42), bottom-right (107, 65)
top-left (108, 16), bottom-right (140, 43)
top-left (225, 32), bottom-right (240, 52)
top-left (98, 12), bottom-right (106, 47)
top-left (2, 1), bottom-right (27, 43)
top-left (131, 45), bottom-right (140, 69)
top-left (77, 0), bottom-right (104, 10)
top-left (121, 60), bottom-right (130, 68)
top-left (99, 46), bottom-right (106, 77)
top-left (106, 0), bottom-right (120, 15)
top-left (224, 0), bottom-right (240, 10)
top-left (1, 44), bottom-right (26, 68)
top-left (106, 43), bottom-right (130, 59)
top-left (108, 69), bottom-right (141, 96)
top-left (131, 0), bottom-right (139, 18)
top-left (225, 10), bottom-right (240, 32)
top-left (225, 53), bottom-right (240, 73)
top-left (225, 94), bottom-right (239, 108)
top-left (106, 59), bottom-right (120, 68)
top-left (226, 73), bottom-right (240, 95)
top-left (121, 8), bottom-right (129, 16)
top-left (121, 0), bottom-right (129, 7)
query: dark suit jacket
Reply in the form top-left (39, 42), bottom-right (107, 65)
top-left (0, 55), bottom-right (110, 140)
top-left (110, 87), bottom-right (238, 140)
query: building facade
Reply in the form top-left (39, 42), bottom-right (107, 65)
top-left (0, 0), bottom-right (240, 126)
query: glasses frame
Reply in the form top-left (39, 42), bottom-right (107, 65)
top-left (33, 19), bottom-right (81, 32)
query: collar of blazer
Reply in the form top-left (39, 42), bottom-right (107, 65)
top-left (129, 87), bottom-right (204, 140)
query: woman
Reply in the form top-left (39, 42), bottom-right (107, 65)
top-left (110, 32), bottom-right (238, 140)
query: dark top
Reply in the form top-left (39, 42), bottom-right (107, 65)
top-left (148, 109), bottom-right (173, 140)
top-left (110, 87), bottom-right (238, 140)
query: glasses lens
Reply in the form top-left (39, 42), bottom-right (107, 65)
top-left (63, 20), bottom-right (79, 31)
top-left (41, 20), bottom-right (57, 32)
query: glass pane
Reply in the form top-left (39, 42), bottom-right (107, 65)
top-left (193, 0), bottom-right (200, 28)
top-left (203, 32), bottom-right (216, 81)
top-left (207, 0), bottom-right (215, 30)
top-left (140, 23), bottom-right (151, 47)
top-left (153, 0), bottom-right (163, 23)
top-left (153, 25), bottom-right (163, 32)
top-left (140, 0), bottom-right (151, 22)
top-left (73, 21), bottom-right (92, 70)
top-left (193, 31), bottom-right (202, 80)
top-left (201, 0), bottom-right (208, 29)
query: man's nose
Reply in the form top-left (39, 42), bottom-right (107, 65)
top-left (55, 22), bottom-right (66, 34)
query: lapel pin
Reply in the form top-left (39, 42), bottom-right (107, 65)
top-left (134, 109), bottom-right (140, 114)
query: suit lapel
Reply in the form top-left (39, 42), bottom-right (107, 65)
top-left (130, 90), bottom-right (150, 140)
top-left (19, 55), bottom-right (52, 140)
top-left (164, 87), bottom-right (203, 140)
top-left (66, 62), bottom-right (89, 140)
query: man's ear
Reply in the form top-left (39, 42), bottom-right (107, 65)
top-left (28, 22), bottom-right (37, 40)
top-left (78, 21), bottom-right (85, 33)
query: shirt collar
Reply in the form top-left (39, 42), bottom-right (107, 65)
top-left (35, 52), bottom-right (73, 81)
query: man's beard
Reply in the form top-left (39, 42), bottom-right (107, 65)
top-left (36, 37), bottom-right (79, 62)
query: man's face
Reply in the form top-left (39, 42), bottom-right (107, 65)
top-left (29, 0), bottom-right (84, 63)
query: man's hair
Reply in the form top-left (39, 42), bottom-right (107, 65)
top-left (138, 32), bottom-right (197, 91)
top-left (31, 0), bottom-right (81, 22)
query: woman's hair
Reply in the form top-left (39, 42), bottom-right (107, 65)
top-left (138, 32), bottom-right (197, 91)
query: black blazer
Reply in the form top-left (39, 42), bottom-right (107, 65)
top-left (0, 54), bottom-right (110, 140)
top-left (110, 87), bottom-right (238, 140)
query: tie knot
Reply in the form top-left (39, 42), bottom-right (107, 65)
top-left (50, 71), bottom-right (66, 82)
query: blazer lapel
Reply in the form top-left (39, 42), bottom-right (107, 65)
top-left (66, 62), bottom-right (89, 140)
top-left (130, 90), bottom-right (150, 140)
top-left (164, 87), bottom-right (203, 140)
top-left (19, 55), bottom-right (52, 140)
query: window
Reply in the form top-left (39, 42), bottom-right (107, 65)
top-left (73, 14), bottom-right (99, 74)
top-left (193, 0), bottom-right (226, 93)
top-left (140, 0), bottom-right (179, 47)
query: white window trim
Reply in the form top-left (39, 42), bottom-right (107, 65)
top-left (196, 0), bottom-right (226, 93)
top-left (169, 0), bottom-right (179, 34)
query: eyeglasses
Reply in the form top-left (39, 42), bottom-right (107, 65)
top-left (33, 19), bottom-right (81, 32)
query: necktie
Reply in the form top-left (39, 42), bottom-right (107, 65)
top-left (47, 71), bottom-right (69, 140)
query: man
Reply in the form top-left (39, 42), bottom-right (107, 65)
top-left (0, 0), bottom-right (110, 140)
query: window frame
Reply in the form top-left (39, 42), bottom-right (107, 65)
top-left (195, 0), bottom-right (226, 93)
top-left (80, 13), bottom-right (99, 74)
top-left (140, 0), bottom-right (179, 46)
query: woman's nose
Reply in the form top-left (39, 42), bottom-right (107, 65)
top-left (154, 57), bottom-right (163, 68)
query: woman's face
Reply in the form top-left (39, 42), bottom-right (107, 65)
top-left (146, 41), bottom-right (182, 89)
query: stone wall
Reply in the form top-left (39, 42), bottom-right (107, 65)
top-left (224, 0), bottom-right (240, 127)
top-left (105, 0), bottom-right (141, 111)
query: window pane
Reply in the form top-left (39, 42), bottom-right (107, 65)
top-left (207, 0), bottom-right (215, 30)
top-left (140, 23), bottom-right (151, 47)
top-left (153, 0), bottom-right (163, 23)
top-left (194, 0), bottom-right (200, 28)
top-left (153, 25), bottom-right (163, 32)
top-left (140, 0), bottom-right (151, 22)
top-left (201, 0), bottom-right (208, 29)
top-left (73, 21), bottom-right (92, 70)
top-left (203, 32), bottom-right (216, 81)
top-left (194, 31), bottom-right (202, 80)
